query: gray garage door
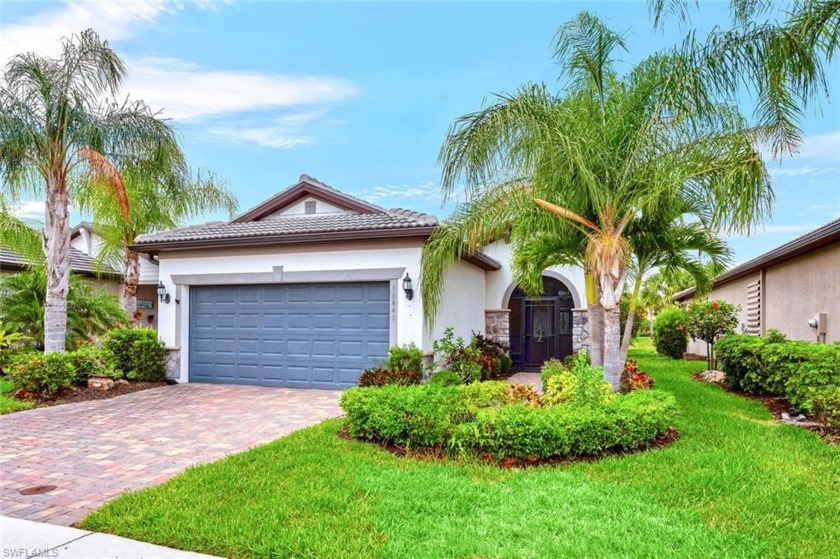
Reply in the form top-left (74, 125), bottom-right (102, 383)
top-left (189, 283), bottom-right (390, 389)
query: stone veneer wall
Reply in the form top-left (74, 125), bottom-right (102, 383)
top-left (485, 309), bottom-right (510, 347)
top-left (164, 347), bottom-right (181, 381)
top-left (572, 309), bottom-right (589, 353)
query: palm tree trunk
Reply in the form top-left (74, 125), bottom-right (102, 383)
top-left (603, 305), bottom-right (623, 390)
top-left (122, 250), bottom-right (141, 318)
top-left (585, 271), bottom-right (604, 366)
top-left (43, 175), bottom-right (71, 353)
top-left (619, 276), bottom-right (643, 363)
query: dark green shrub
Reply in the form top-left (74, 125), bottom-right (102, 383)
top-left (104, 327), bottom-right (165, 381)
top-left (765, 328), bottom-right (787, 343)
top-left (341, 381), bottom-right (676, 460)
top-left (451, 390), bottom-right (676, 459)
top-left (499, 353), bottom-right (513, 375)
top-left (69, 344), bottom-right (120, 385)
top-left (385, 344), bottom-right (424, 376)
top-left (433, 328), bottom-right (511, 383)
top-left (716, 335), bottom-right (840, 416)
top-left (427, 370), bottom-right (463, 386)
top-left (7, 352), bottom-right (76, 397)
top-left (653, 307), bottom-right (688, 359)
top-left (812, 386), bottom-right (840, 427)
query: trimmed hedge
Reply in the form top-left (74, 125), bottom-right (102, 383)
top-left (7, 352), bottom-right (77, 397)
top-left (452, 390), bottom-right (677, 459)
top-left (716, 335), bottom-right (840, 423)
top-left (340, 381), bottom-right (676, 460)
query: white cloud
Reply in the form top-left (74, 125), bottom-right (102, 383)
top-left (354, 182), bottom-right (444, 206)
top-left (9, 201), bottom-right (45, 220)
top-left (1, 1), bottom-right (357, 135)
top-left (796, 131), bottom-right (840, 162)
top-left (125, 58), bottom-right (357, 122)
top-left (204, 112), bottom-right (323, 149)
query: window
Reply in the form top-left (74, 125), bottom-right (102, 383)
top-left (304, 200), bottom-right (316, 214)
top-left (745, 279), bottom-right (761, 334)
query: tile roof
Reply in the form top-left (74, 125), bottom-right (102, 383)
top-left (673, 217), bottom-right (840, 301)
top-left (0, 246), bottom-right (121, 277)
top-left (134, 209), bottom-right (438, 245)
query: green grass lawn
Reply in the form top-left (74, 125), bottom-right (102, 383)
top-left (0, 377), bottom-right (33, 414)
top-left (81, 340), bottom-right (840, 559)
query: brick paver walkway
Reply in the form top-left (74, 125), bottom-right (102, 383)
top-left (0, 384), bottom-right (342, 526)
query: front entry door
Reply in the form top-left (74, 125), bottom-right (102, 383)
top-left (520, 298), bottom-right (573, 371)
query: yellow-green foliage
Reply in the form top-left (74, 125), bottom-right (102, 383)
top-left (542, 352), bottom-right (615, 406)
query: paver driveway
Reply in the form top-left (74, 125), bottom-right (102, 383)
top-left (0, 384), bottom-right (342, 526)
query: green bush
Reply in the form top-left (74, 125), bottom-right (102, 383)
top-left (0, 321), bottom-right (30, 374)
top-left (427, 370), bottom-right (463, 386)
top-left (432, 328), bottom-right (510, 383)
top-left (812, 386), bottom-right (840, 427)
top-left (358, 344), bottom-right (425, 387)
top-left (7, 352), bottom-right (77, 398)
top-left (716, 334), bottom-right (840, 418)
top-left (653, 307), bottom-right (689, 359)
top-left (541, 352), bottom-right (614, 407)
top-left (451, 390), bottom-right (677, 459)
top-left (69, 344), bottom-right (120, 385)
top-left (104, 327), bottom-right (165, 381)
top-left (341, 381), bottom-right (675, 460)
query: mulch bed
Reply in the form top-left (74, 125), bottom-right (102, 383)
top-left (338, 425), bottom-right (679, 469)
top-left (692, 372), bottom-right (839, 445)
top-left (12, 380), bottom-right (167, 408)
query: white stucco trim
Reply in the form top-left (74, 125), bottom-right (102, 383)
top-left (500, 269), bottom-right (583, 309)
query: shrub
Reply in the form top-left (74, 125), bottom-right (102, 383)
top-left (359, 366), bottom-right (422, 387)
top-left (385, 344), bottom-right (424, 377)
top-left (432, 328), bottom-right (511, 383)
top-left (653, 307), bottom-right (688, 359)
top-left (765, 328), bottom-right (787, 343)
top-left (427, 370), bottom-right (463, 386)
top-left (7, 352), bottom-right (77, 398)
top-left (69, 344), bottom-right (119, 385)
top-left (539, 358), bottom-right (569, 393)
top-left (685, 300), bottom-right (739, 367)
top-left (451, 390), bottom-right (677, 460)
top-left (812, 386), bottom-right (840, 427)
top-left (0, 321), bottom-right (30, 374)
top-left (342, 380), bottom-right (677, 461)
top-left (541, 352), bottom-right (614, 407)
top-left (104, 327), bottom-right (165, 381)
top-left (621, 360), bottom-right (655, 392)
top-left (716, 334), bottom-right (840, 417)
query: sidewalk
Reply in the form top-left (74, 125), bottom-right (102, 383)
top-left (0, 516), bottom-right (222, 559)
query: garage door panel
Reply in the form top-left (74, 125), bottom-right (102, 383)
top-left (190, 282), bottom-right (390, 389)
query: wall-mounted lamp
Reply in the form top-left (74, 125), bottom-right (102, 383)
top-left (402, 272), bottom-right (414, 301)
top-left (157, 281), bottom-right (172, 304)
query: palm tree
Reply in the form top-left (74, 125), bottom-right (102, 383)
top-left (0, 29), bottom-right (180, 352)
top-left (650, 0), bottom-right (839, 157)
top-left (75, 154), bottom-right (239, 316)
top-left (422, 12), bottom-right (772, 389)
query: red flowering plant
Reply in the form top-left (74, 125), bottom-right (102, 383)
top-left (685, 299), bottom-right (739, 368)
top-left (620, 360), bottom-right (655, 392)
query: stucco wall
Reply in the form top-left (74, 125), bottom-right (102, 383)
top-left (481, 240), bottom-right (585, 310)
top-left (428, 259), bottom-right (486, 347)
top-left (764, 241), bottom-right (839, 343)
top-left (155, 240), bottom-right (426, 382)
top-left (684, 272), bottom-right (759, 356)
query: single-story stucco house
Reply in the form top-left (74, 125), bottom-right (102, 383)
top-left (674, 217), bottom-right (839, 356)
top-left (70, 221), bottom-right (161, 327)
top-left (131, 174), bottom-right (590, 389)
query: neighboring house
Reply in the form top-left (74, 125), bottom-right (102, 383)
top-left (70, 221), bottom-right (161, 328)
top-left (0, 245), bottom-right (122, 295)
top-left (674, 218), bottom-right (840, 356)
top-left (132, 174), bottom-right (588, 388)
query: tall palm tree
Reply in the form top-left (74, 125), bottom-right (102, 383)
top-left (0, 29), bottom-right (181, 352)
top-left (422, 12), bottom-right (772, 388)
top-left (75, 156), bottom-right (239, 316)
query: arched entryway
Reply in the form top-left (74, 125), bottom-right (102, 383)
top-left (507, 276), bottom-right (574, 371)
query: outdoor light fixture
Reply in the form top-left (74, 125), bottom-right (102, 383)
top-left (402, 272), bottom-right (414, 301)
top-left (157, 281), bottom-right (171, 304)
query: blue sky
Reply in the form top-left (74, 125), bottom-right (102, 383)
top-left (2, 0), bottom-right (838, 265)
